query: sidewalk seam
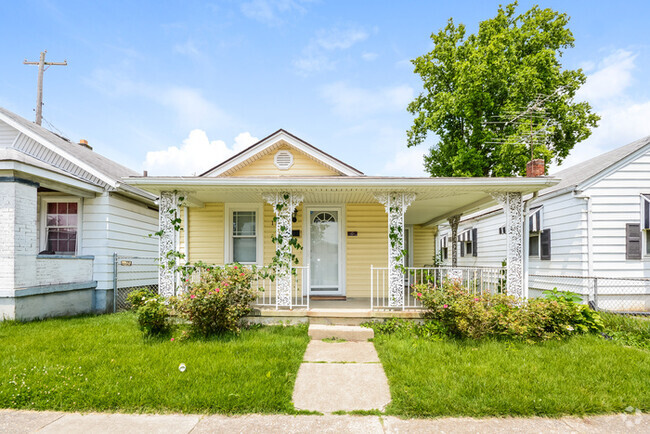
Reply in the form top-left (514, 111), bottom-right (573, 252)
top-left (35, 412), bottom-right (65, 432)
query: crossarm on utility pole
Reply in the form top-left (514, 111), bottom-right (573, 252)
top-left (23, 50), bottom-right (67, 125)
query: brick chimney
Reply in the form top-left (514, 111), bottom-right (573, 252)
top-left (78, 139), bottom-right (92, 150)
top-left (526, 159), bottom-right (545, 177)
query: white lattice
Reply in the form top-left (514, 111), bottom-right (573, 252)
top-left (375, 192), bottom-right (416, 307)
top-left (492, 192), bottom-right (524, 298)
top-left (447, 214), bottom-right (461, 267)
top-left (158, 191), bottom-right (179, 297)
top-left (263, 192), bottom-right (303, 307)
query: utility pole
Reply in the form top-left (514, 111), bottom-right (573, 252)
top-left (24, 50), bottom-right (67, 125)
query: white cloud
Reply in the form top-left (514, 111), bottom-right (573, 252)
top-left (382, 146), bottom-right (428, 177)
top-left (553, 49), bottom-right (650, 172)
top-left (173, 40), bottom-right (201, 57)
top-left (240, 0), bottom-right (309, 26)
top-left (575, 49), bottom-right (636, 102)
top-left (321, 82), bottom-right (414, 118)
top-left (294, 25), bottom-right (368, 74)
top-left (142, 130), bottom-right (258, 176)
top-left (315, 27), bottom-right (368, 51)
top-left (86, 69), bottom-right (230, 130)
top-left (361, 52), bottom-right (378, 61)
top-left (553, 101), bottom-right (650, 172)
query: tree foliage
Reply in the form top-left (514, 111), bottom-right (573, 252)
top-left (407, 2), bottom-right (600, 177)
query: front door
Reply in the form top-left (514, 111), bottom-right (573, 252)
top-left (309, 209), bottom-right (342, 295)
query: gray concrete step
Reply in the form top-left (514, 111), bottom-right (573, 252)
top-left (308, 324), bottom-right (374, 341)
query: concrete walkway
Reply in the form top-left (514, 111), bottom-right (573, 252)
top-left (2, 410), bottom-right (649, 433)
top-left (292, 325), bottom-right (391, 413)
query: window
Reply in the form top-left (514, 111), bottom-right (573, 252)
top-left (529, 234), bottom-right (540, 257)
top-left (440, 235), bottom-right (448, 260)
top-left (232, 211), bottom-right (257, 263)
top-left (458, 228), bottom-right (476, 256)
top-left (42, 200), bottom-right (80, 255)
top-left (528, 206), bottom-right (544, 258)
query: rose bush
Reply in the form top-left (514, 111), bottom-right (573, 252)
top-left (178, 264), bottom-right (259, 336)
top-left (415, 280), bottom-right (603, 342)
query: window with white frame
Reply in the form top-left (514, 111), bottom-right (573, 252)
top-left (227, 205), bottom-right (263, 264)
top-left (232, 211), bottom-right (257, 263)
top-left (440, 234), bottom-right (448, 260)
top-left (42, 199), bottom-right (80, 255)
top-left (528, 206), bottom-right (542, 258)
top-left (640, 194), bottom-right (650, 255)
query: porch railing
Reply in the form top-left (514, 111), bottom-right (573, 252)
top-left (254, 266), bottom-right (310, 310)
top-left (370, 266), bottom-right (506, 310)
top-left (187, 265), bottom-right (309, 310)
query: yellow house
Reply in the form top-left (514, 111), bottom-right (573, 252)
top-left (126, 130), bottom-right (558, 313)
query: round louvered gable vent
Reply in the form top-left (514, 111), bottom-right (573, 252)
top-left (274, 150), bottom-right (294, 170)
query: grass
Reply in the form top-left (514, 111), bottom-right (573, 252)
top-left (374, 332), bottom-right (650, 417)
top-left (0, 312), bottom-right (309, 414)
top-left (600, 312), bottom-right (650, 350)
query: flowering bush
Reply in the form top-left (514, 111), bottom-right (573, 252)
top-left (415, 280), bottom-right (603, 342)
top-left (178, 264), bottom-right (259, 336)
top-left (126, 288), bottom-right (172, 335)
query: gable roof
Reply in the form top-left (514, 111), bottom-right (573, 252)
top-left (0, 106), bottom-right (138, 187)
top-left (0, 106), bottom-right (155, 202)
top-left (200, 129), bottom-right (364, 177)
top-left (543, 134), bottom-right (650, 196)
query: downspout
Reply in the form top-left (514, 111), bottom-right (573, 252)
top-left (578, 193), bottom-right (594, 300)
top-left (522, 192), bottom-right (538, 299)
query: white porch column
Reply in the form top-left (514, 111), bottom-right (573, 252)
top-left (263, 192), bottom-right (303, 307)
top-left (448, 214), bottom-right (461, 267)
top-left (492, 192), bottom-right (524, 298)
top-left (375, 192), bottom-right (416, 307)
top-left (158, 191), bottom-right (181, 297)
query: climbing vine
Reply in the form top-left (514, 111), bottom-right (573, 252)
top-left (150, 192), bottom-right (196, 282)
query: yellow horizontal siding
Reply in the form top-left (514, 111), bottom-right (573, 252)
top-left (413, 225), bottom-right (437, 267)
top-left (226, 145), bottom-right (341, 177)
top-left (187, 203), bottom-right (224, 265)
top-left (264, 203), bottom-right (304, 266)
top-left (345, 203), bottom-right (387, 297)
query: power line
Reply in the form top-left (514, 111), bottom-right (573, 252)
top-left (23, 50), bottom-right (67, 126)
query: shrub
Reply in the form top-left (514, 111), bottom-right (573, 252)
top-left (179, 264), bottom-right (258, 336)
top-left (127, 290), bottom-right (172, 336)
top-left (415, 280), bottom-right (603, 342)
top-left (126, 287), bottom-right (157, 310)
top-left (363, 318), bottom-right (446, 340)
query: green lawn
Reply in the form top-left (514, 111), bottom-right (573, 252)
top-left (0, 312), bottom-right (309, 414)
top-left (374, 333), bottom-right (650, 417)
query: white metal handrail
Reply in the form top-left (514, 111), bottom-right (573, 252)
top-left (370, 265), bottom-right (506, 310)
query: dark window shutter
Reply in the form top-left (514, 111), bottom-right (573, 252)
top-left (540, 229), bottom-right (551, 260)
top-left (472, 228), bottom-right (478, 257)
top-left (644, 197), bottom-right (650, 230)
top-left (626, 223), bottom-right (642, 260)
top-left (460, 241), bottom-right (465, 257)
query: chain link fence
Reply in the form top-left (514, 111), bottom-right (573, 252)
top-left (529, 274), bottom-right (650, 314)
top-left (113, 254), bottom-right (159, 312)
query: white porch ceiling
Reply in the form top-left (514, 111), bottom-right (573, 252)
top-left (124, 176), bottom-right (560, 226)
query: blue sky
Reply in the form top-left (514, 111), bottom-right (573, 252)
top-left (1, 0), bottom-right (650, 176)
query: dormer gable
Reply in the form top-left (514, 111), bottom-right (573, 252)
top-left (200, 129), bottom-right (363, 177)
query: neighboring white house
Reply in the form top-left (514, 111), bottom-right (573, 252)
top-left (437, 135), bottom-right (650, 312)
top-left (0, 107), bottom-right (158, 320)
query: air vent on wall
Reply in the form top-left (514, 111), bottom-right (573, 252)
top-left (274, 150), bottom-right (294, 170)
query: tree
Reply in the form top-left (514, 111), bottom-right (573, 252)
top-left (407, 2), bottom-right (600, 177)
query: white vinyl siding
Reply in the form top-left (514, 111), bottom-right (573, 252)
top-left (82, 193), bottom-right (158, 292)
top-left (586, 149), bottom-right (650, 277)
